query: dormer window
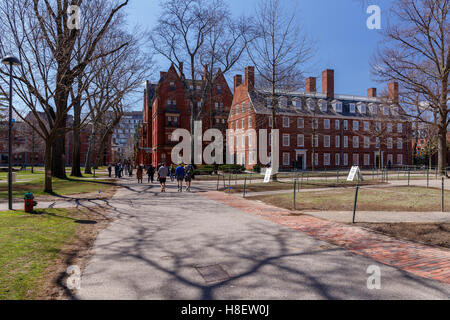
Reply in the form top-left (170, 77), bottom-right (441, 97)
top-left (279, 97), bottom-right (288, 108)
top-left (293, 99), bottom-right (302, 108)
top-left (333, 101), bottom-right (343, 113)
top-left (307, 99), bottom-right (315, 111)
top-left (189, 85), bottom-right (194, 91)
top-left (266, 98), bottom-right (272, 107)
top-left (349, 103), bottom-right (356, 113)
top-left (320, 101), bottom-right (327, 112)
top-left (217, 85), bottom-right (222, 94)
top-left (358, 103), bottom-right (366, 114)
top-left (170, 82), bottom-right (175, 91)
top-left (369, 104), bottom-right (377, 114)
top-left (383, 106), bottom-right (390, 116)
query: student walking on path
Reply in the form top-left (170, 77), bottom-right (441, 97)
top-left (170, 165), bottom-right (176, 182)
top-left (158, 163), bottom-right (169, 193)
top-left (137, 166), bottom-right (144, 184)
top-left (147, 165), bottom-right (155, 183)
top-left (185, 164), bottom-right (194, 192)
top-left (175, 164), bottom-right (186, 192)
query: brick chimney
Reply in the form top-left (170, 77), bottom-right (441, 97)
top-left (245, 66), bottom-right (255, 91)
top-left (368, 88), bottom-right (377, 98)
top-left (388, 82), bottom-right (399, 103)
top-left (234, 74), bottom-right (242, 92)
top-left (322, 69), bottom-right (334, 99)
top-left (305, 77), bottom-right (316, 93)
top-left (202, 65), bottom-right (208, 81)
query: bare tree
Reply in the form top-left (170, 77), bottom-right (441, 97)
top-left (247, 0), bottom-right (314, 178)
top-left (371, 0), bottom-right (449, 176)
top-left (0, 0), bottom-right (130, 192)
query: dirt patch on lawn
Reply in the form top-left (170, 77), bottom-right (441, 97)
top-left (356, 223), bottom-right (450, 249)
top-left (33, 205), bottom-right (114, 300)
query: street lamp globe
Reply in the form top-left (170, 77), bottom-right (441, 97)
top-left (1, 55), bottom-right (21, 66)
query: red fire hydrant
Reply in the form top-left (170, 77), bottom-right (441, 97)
top-left (24, 192), bottom-right (37, 213)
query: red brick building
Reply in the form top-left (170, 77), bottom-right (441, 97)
top-left (229, 66), bottom-right (412, 171)
top-left (139, 64), bottom-right (233, 166)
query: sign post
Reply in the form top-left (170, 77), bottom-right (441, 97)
top-left (264, 168), bottom-right (273, 184)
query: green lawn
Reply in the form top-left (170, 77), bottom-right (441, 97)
top-left (0, 169), bottom-right (113, 199)
top-left (250, 186), bottom-right (450, 212)
top-left (0, 209), bottom-right (79, 299)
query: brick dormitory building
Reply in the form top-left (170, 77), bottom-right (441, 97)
top-left (139, 64), bottom-right (233, 166)
top-left (228, 67), bottom-right (412, 171)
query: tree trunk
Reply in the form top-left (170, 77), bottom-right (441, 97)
top-left (52, 134), bottom-right (67, 178)
top-left (70, 98), bottom-right (82, 177)
top-left (438, 124), bottom-right (447, 176)
top-left (44, 142), bottom-right (52, 193)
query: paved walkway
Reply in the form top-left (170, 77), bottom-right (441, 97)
top-left (205, 192), bottom-right (450, 285)
top-left (73, 178), bottom-right (449, 300)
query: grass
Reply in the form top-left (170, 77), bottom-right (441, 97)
top-left (0, 209), bottom-right (79, 299)
top-left (0, 169), bottom-right (113, 199)
top-left (356, 223), bottom-right (450, 249)
top-left (250, 186), bottom-right (450, 212)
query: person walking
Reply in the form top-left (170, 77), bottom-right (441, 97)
top-left (108, 164), bottom-right (112, 178)
top-left (169, 165), bottom-right (176, 182)
top-left (158, 163), bottom-right (169, 193)
top-left (185, 164), bottom-right (194, 192)
top-left (137, 165), bottom-right (144, 184)
top-left (129, 164), bottom-right (133, 177)
top-left (147, 165), bottom-right (155, 183)
top-left (175, 164), bottom-right (186, 192)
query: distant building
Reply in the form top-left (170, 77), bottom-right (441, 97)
top-left (111, 111), bottom-right (143, 162)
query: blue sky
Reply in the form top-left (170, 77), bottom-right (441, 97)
top-left (125, 0), bottom-right (390, 97)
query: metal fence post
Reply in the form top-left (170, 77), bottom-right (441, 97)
top-left (442, 177), bottom-right (445, 212)
top-left (217, 174), bottom-right (220, 191)
top-left (293, 179), bottom-right (297, 210)
top-left (427, 169), bottom-right (429, 188)
top-left (352, 183), bottom-right (360, 224)
top-left (228, 174), bottom-right (231, 193)
top-left (408, 170), bottom-right (411, 187)
top-left (243, 177), bottom-right (247, 198)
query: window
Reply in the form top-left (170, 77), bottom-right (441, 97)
top-left (189, 85), bottom-right (194, 91)
top-left (397, 138), bottom-right (403, 149)
top-left (335, 120), bottom-right (340, 130)
top-left (241, 135), bottom-right (245, 148)
top-left (359, 104), bottom-right (366, 114)
top-left (312, 135), bottom-right (319, 147)
top-left (397, 154), bottom-right (403, 165)
top-left (283, 134), bottom-right (290, 147)
top-left (215, 102), bottom-right (219, 111)
top-left (236, 120), bottom-right (239, 130)
top-left (314, 153), bottom-right (319, 166)
top-left (312, 119), bottom-right (319, 129)
top-left (387, 123), bottom-right (392, 133)
top-left (387, 138), bottom-right (393, 149)
top-left (248, 117), bottom-right (253, 128)
top-left (283, 117), bottom-right (290, 128)
top-left (324, 154), bottom-right (331, 166)
top-left (397, 123), bottom-right (403, 133)
top-left (297, 134), bottom-right (304, 147)
top-left (321, 102), bottom-right (327, 112)
top-left (376, 137), bottom-right (380, 149)
top-left (335, 154), bottom-right (340, 166)
top-left (324, 119), bottom-right (330, 129)
top-left (279, 97), bottom-right (288, 108)
top-left (324, 135), bottom-right (331, 148)
top-left (217, 85), bottom-right (222, 94)
top-left (294, 100), bottom-right (302, 108)
top-left (387, 154), bottom-right (393, 165)
top-left (307, 99), bottom-right (315, 111)
top-left (266, 98), bottom-right (272, 107)
top-left (353, 154), bottom-right (359, 165)
top-left (241, 119), bottom-right (245, 129)
top-left (335, 136), bottom-right (341, 148)
top-left (170, 81), bottom-right (175, 91)
top-left (364, 137), bottom-right (370, 148)
top-left (384, 106), bottom-right (389, 115)
top-left (344, 153), bottom-right (349, 166)
top-left (241, 103), bottom-right (245, 113)
top-left (344, 136), bottom-right (349, 148)
top-left (350, 103), bottom-right (356, 113)
top-left (334, 102), bottom-right (343, 113)
top-left (364, 122), bottom-right (369, 131)
top-left (376, 122), bottom-right (381, 132)
top-left (197, 85), bottom-right (201, 92)
top-left (230, 122), bottom-right (233, 130)
top-left (353, 121), bottom-right (359, 131)
top-left (283, 153), bottom-right (290, 166)
top-left (353, 136), bottom-right (359, 148)
top-left (370, 104), bottom-right (377, 114)
top-left (269, 116), bottom-right (273, 127)
top-left (344, 120), bottom-right (348, 130)
top-left (364, 154), bottom-right (370, 166)
top-left (297, 118), bottom-right (304, 129)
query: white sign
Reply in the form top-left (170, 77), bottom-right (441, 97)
top-left (264, 168), bottom-right (272, 183)
top-left (347, 166), bottom-right (360, 182)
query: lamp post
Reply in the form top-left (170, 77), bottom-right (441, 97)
top-left (1, 55), bottom-right (21, 211)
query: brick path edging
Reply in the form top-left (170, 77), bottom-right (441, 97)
top-left (203, 191), bottom-right (450, 285)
